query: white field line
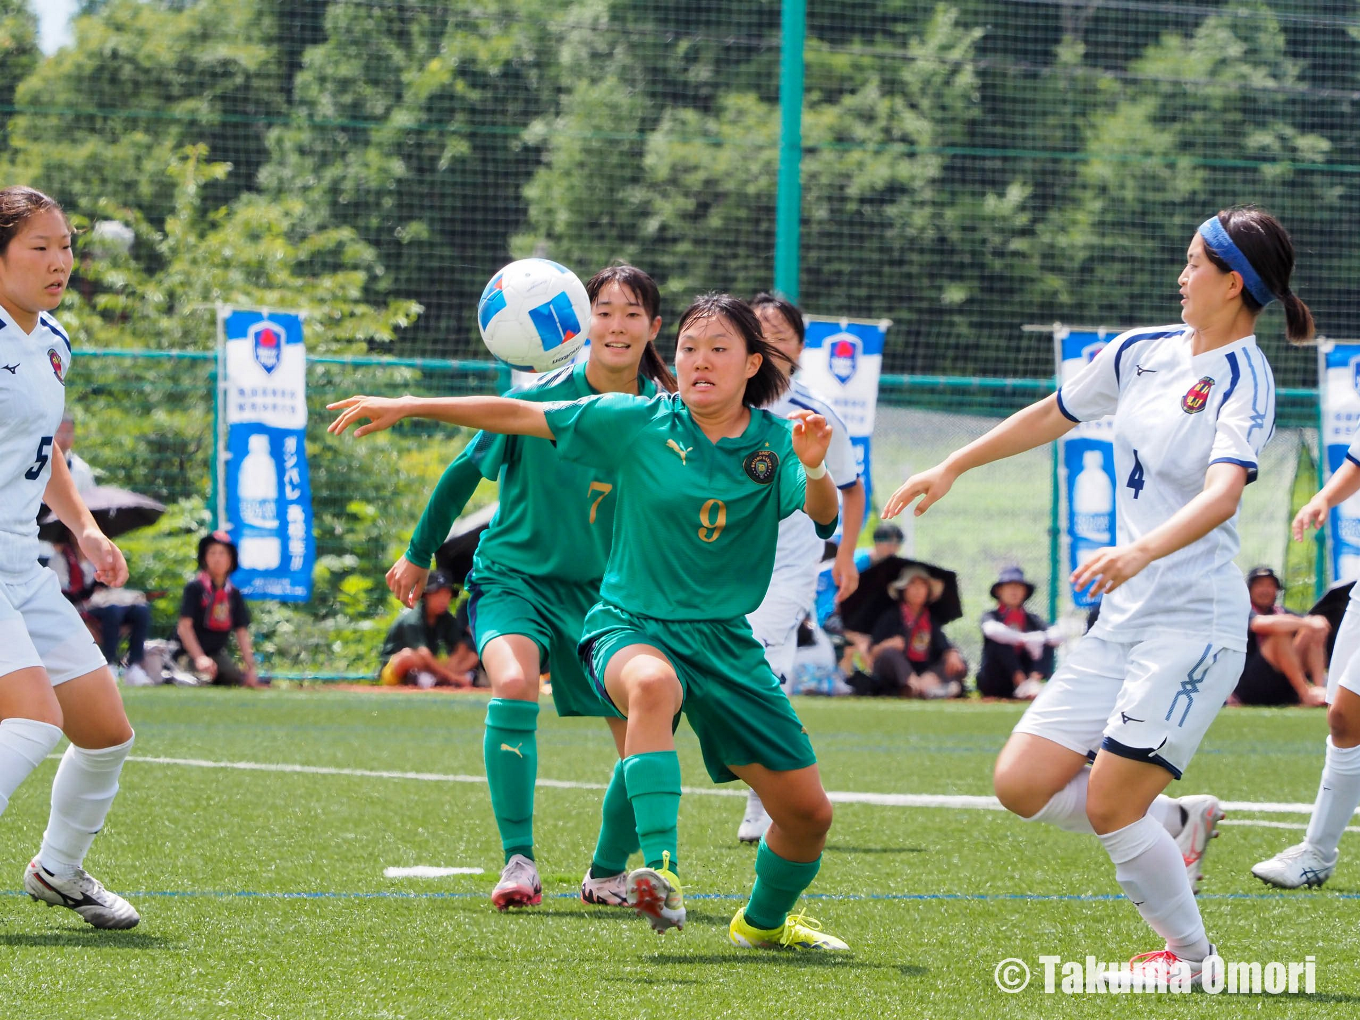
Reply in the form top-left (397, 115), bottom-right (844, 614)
top-left (119, 754), bottom-right (1350, 832)
top-left (383, 866), bottom-right (483, 878)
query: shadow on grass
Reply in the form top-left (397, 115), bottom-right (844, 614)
top-left (0, 930), bottom-right (171, 950)
top-left (645, 953), bottom-right (928, 975)
top-left (823, 845), bottom-right (926, 855)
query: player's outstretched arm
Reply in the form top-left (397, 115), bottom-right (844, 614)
top-left (1071, 461), bottom-right (1246, 598)
top-left (883, 394), bottom-right (1075, 519)
top-left (394, 452), bottom-right (486, 606)
top-left (327, 395), bottom-right (554, 440)
top-left (1294, 460), bottom-right (1360, 541)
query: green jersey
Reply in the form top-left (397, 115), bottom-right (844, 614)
top-left (406, 362), bottom-right (656, 584)
top-left (544, 392), bottom-right (836, 621)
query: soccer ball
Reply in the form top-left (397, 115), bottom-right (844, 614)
top-left (477, 259), bottom-right (591, 372)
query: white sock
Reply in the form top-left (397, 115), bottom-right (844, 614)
top-left (1145, 795), bottom-right (1186, 838)
top-left (0, 718), bottom-right (64, 816)
top-left (1097, 814), bottom-right (1209, 961)
top-left (39, 732), bottom-right (134, 878)
top-left (1304, 737), bottom-right (1360, 858)
top-left (1024, 769), bottom-right (1094, 834)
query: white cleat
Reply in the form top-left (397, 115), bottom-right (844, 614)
top-left (738, 788), bottom-right (772, 844)
top-left (1251, 842), bottom-right (1338, 889)
top-left (24, 859), bottom-right (140, 929)
top-left (491, 854), bottom-right (542, 910)
top-left (580, 869), bottom-right (630, 906)
top-left (1115, 943), bottom-right (1216, 990)
top-left (626, 852), bottom-right (684, 933)
top-left (1173, 794), bottom-right (1224, 896)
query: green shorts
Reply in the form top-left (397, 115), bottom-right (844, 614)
top-left (465, 562), bottom-right (604, 718)
top-left (580, 602), bottom-right (817, 783)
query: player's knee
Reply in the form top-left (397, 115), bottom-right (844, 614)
top-left (490, 671), bottom-right (535, 701)
top-left (1327, 701), bottom-right (1360, 747)
top-left (993, 763), bottom-right (1046, 818)
top-left (624, 667), bottom-right (681, 715)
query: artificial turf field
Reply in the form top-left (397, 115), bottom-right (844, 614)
top-left (2, 689), bottom-right (1358, 1019)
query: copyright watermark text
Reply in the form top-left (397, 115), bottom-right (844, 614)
top-left (993, 955), bottom-right (1316, 994)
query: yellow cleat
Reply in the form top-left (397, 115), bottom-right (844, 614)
top-left (729, 908), bottom-right (849, 951)
top-left (626, 851), bottom-right (685, 933)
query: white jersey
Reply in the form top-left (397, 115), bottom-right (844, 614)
top-left (765, 377), bottom-right (860, 579)
top-left (1058, 324), bottom-right (1275, 650)
top-left (0, 305), bottom-right (72, 576)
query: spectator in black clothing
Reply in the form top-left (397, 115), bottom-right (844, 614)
top-left (378, 570), bottom-right (478, 688)
top-left (1234, 566), bottom-right (1328, 707)
top-left (864, 565), bottom-right (966, 698)
top-left (977, 566), bottom-right (1058, 700)
top-left (174, 531), bottom-right (260, 687)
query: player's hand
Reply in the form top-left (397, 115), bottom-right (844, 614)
top-left (832, 548), bottom-right (860, 602)
top-left (1292, 495), bottom-right (1330, 541)
top-left (387, 556), bottom-right (430, 609)
top-left (326, 395), bottom-right (411, 437)
top-left (1070, 544), bottom-right (1151, 597)
top-left (194, 654), bottom-right (218, 678)
top-left (882, 463), bottom-right (956, 519)
top-left (77, 528), bottom-right (128, 587)
top-left (1303, 685), bottom-right (1328, 707)
top-left (789, 410), bottom-right (833, 468)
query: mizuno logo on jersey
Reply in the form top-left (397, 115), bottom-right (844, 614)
top-left (1135, 364), bottom-right (1157, 376)
top-left (1181, 376), bottom-right (1214, 414)
top-left (0, 363), bottom-right (16, 374)
top-left (666, 439), bottom-right (692, 465)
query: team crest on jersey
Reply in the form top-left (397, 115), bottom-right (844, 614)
top-left (249, 320), bottom-right (285, 375)
top-left (743, 449), bottom-right (778, 484)
top-left (826, 333), bottom-right (860, 385)
top-left (1181, 376), bottom-right (1214, 414)
top-left (46, 348), bottom-right (64, 385)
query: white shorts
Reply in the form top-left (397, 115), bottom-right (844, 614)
top-left (1012, 634), bottom-right (1243, 779)
top-left (0, 564), bottom-right (108, 685)
top-left (747, 564), bottom-right (820, 682)
top-left (1326, 595), bottom-right (1360, 704)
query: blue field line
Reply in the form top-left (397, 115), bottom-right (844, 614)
top-left (4, 889), bottom-right (1357, 903)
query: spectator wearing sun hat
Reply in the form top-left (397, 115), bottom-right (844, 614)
top-left (865, 564), bottom-right (967, 698)
top-left (1234, 566), bottom-right (1328, 707)
top-left (378, 570), bottom-right (479, 688)
top-left (977, 566), bottom-right (1061, 700)
top-left (174, 530), bottom-right (260, 687)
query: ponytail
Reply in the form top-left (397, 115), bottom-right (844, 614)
top-left (640, 340), bottom-right (677, 393)
top-left (1283, 292), bottom-right (1316, 345)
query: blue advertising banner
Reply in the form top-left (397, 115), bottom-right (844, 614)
top-left (1319, 342), bottom-right (1360, 583)
top-left (800, 316), bottom-right (889, 624)
top-left (1056, 327), bottom-right (1122, 608)
top-left (221, 309), bottom-right (315, 601)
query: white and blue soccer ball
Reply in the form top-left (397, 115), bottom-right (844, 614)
top-left (477, 258), bottom-right (591, 372)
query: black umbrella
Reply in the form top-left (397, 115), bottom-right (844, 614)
top-left (838, 555), bottom-right (963, 633)
top-left (434, 502), bottom-right (498, 583)
top-left (1308, 579), bottom-right (1354, 661)
top-left (39, 486), bottom-right (166, 541)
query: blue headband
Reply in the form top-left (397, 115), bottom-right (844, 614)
top-left (1198, 217), bottom-right (1276, 307)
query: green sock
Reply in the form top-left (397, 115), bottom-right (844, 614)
top-left (743, 838), bottom-right (822, 932)
top-left (622, 750), bottom-right (681, 874)
top-left (590, 758), bottom-right (640, 878)
top-left (483, 698), bottom-right (539, 865)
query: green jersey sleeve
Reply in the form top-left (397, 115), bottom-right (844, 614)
top-left (543, 392), bottom-right (657, 471)
top-left (405, 449), bottom-right (485, 567)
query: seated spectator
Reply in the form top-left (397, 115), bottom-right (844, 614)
top-left (864, 565), bottom-right (967, 698)
top-left (173, 531), bottom-right (261, 687)
top-left (379, 571), bottom-right (479, 689)
top-left (977, 566), bottom-right (1059, 700)
top-left (47, 533), bottom-right (154, 687)
top-left (1234, 566), bottom-right (1328, 707)
top-left (853, 521), bottom-right (904, 575)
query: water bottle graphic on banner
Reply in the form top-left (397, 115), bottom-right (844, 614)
top-left (239, 434), bottom-right (279, 528)
top-left (1072, 449), bottom-right (1114, 563)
